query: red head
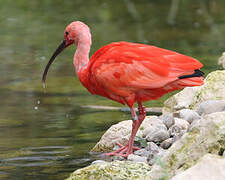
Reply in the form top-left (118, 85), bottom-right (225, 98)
top-left (42, 21), bottom-right (91, 87)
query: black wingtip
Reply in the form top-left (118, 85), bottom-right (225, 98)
top-left (178, 69), bottom-right (204, 79)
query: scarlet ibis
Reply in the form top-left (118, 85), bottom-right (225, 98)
top-left (42, 21), bottom-right (204, 157)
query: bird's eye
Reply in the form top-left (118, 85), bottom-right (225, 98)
top-left (65, 31), bottom-right (69, 35)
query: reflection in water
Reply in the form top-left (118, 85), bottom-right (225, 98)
top-left (0, 0), bottom-right (225, 179)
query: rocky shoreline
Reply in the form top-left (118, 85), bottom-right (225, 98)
top-left (67, 70), bottom-right (225, 180)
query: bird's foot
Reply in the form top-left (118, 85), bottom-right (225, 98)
top-left (104, 142), bottom-right (140, 158)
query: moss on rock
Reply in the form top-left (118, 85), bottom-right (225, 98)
top-left (147, 112), bottom-right (225, 179)
top-left (66, 161), bottom-right (151, 180)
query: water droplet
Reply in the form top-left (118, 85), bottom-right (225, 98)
top-left (34, 106), bottom-right (38, 110)
top-left (40, 56), bottom-right (46, 60)
top-left (42, 83), bottom-right (46, 89)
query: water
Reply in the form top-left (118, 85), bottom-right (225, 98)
top-left (0, 0), bottom-right (225, 179)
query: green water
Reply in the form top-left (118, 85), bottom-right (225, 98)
top-left (0, 0), bottom-right (224, 179)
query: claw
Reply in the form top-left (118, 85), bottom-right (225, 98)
top-left (104, 143), bottom-right (140, 158)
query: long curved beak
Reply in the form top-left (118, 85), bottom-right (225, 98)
top-left (42, 40), bottom-right (67, 88)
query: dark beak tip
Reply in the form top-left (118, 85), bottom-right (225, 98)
top-left (42, 40), bottom-right (66, 89)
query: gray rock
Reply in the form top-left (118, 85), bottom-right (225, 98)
top-left (163, 70), bottom-right (225, 113)
top-left (146, 128), bottom-right (170, 143)
top-left (127, 154), bottom-right (148, 163)
top-left (160, 138), bottom-right (173, 149)
top-left (171, 154), bottom-right (225, 180)
top-left (168, 118), bottom-right (189, 137)
top-left (160, 113), bottom-right (175, 129)
top-left (197, 100), bottom-right (225, 116)
top-left (176, 109), bottom-right (201, 124)
top-left (146, 142), bottom-right (160, 152)
top-left (142, 116), bottom-right (166, 138)
top-left (143, 117), bottom-right (169, 143)
top-left (134, 148), bottom-right (151, 157)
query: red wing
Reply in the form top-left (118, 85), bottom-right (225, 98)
top-left (89, 42), bottom-right (203, 95)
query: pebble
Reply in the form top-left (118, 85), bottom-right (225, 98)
top-left (175, 109), bottom-right (201, 124)
top-left (134, 148), bottom-right (151, 157)
top-left (146, 128), bottom-right (170, 143)
top-left (168, 118), bottom-right (189, 137)
top-left (145, 142), bottom-right (160, 153)
top-left (160, 138), bottom-right (173, 149)
top-left (160, 113), bottom-right (175, 129)
top-left (142, 116), bottom-right (166, 137)
top-left (127, 154), bottom-right (147, 163)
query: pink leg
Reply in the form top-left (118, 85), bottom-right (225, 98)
top-left (105, 102), bottom-right (146, 157)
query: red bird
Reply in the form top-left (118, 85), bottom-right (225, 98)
top-left (42, 21), bottom-right (204, 157)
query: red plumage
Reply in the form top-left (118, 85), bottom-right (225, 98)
top-left (79, 42), bottom-right (203, 107)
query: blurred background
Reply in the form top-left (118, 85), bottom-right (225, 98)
top-left (0, 0), bottom-right (225, 179)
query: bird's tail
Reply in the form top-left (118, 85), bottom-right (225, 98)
top-left (178, 69), bottom-right (204, 79)
top-left (177, 69), bottom-right (204, 87)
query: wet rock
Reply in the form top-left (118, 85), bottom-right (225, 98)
top-left (127, 154), bottom-right (147, 163)
top-left (163, 70), bottom-right (225, 113)
top-left (218, 52), bottom-right (225, 69)
top-left (147, 111), bottom-right (225, 179)
top-left (66, 160), bottom-right (151, 180)
top-left (160, 138), bottom-right (173, 149)
top-left (160, 113), bottom-right (175, 129)
top-left (196, 100), bottom-right (225, 116)
top-left (175, 109), bottom-right (200, 124)
top-left (171, 154), bottom-right (225, 180)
